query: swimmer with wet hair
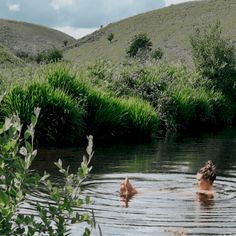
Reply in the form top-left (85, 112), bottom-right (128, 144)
top-left (196, 160), bottom-right (216, 192)
top-left (120, 176), bottom-right (137, 197)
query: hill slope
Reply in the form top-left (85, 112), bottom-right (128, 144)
top-left (0, 44), bottom-right (22, 66)
top-left (0, 19), bottom-right (76, 57)
top-left (64, 0), bottom-right (236, 67)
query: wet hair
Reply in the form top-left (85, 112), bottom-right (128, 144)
top-left (197, 160), bottom-right (216, 184)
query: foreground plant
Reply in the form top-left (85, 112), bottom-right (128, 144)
top-left (0, 108), bottom-right (96, 235)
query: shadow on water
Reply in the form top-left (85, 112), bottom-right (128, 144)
top-left (28, 128), bottom-right (236, 235)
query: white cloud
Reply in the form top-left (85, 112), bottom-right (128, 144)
top-left (8, 3), bottom-right (20, 12)
top-left (165, 0), bottom-right (196, 6)
top-left (54, 26), bottom-right (98, 39)
top-left (51, 0), bottom-right (74, 10)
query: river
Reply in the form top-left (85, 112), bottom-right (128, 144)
top-left (29, 128), bottom-right (236, 235)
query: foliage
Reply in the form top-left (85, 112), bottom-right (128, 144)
top-left (109, 63), bottom-right (233, 133)
top-left (0, 45), bottom-right (22, 66)
top-left (126, 33), bottom-right (152, 58)
top-left (0, 82), bottom-right (85, 146)
top-left (0, 109), bottom-right (96, 235)
top-left (190, 22), bottom-right (236, 94)
top-left (151, 48), bottom-right (163, 60)
top-left (47, 65), bottom-right (158, 142)
top-left (107, 32), bottom-right (114, 43)
top-left (63, 40), bottom-right (68, 47)
top-left (87, 59), bottom-right (113, 83)
top-left (36, 48), bottom-right (63, 64)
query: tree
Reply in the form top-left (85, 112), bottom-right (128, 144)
top-left (63, 40), bottom-right (68, 47)
top-left (107, 32), bottom-right (114, 43)
top-left (126, 33), bottom-right (152, 58)
top-left (190, 22), bottom-right (236, 93)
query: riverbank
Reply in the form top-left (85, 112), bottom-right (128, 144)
top-left (0, 60), bottom-right (235, 147)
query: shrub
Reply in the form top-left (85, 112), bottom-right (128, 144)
top-left (151, 48), bottom-right (163, 60)
top-left (87, 59), bottom-right (113, 83)
top-left (107, 32), bottom-right (114, 43)
top-left (126, 33), bottom-right (152, 58)
top-left (47, 66), bottom-right (158, 142)
top-left (63, 40), bottom-right (68, 47)
top-left (110, 63), bottom-right (233, 133)
top-left (0, 110), bottom-right (95, 235)
top-left (36, 48), bottom-right (63, 64)
top-left (0, 82), bottom-right (85, 146)
top-left (190, 22), bottom-right (236, 94)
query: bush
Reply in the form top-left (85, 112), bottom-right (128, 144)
top-left (107, 32), bottom-right (114, 43)
top-left (36, 48), bottom-right (63, 64)
top-left (126, 33), bottom-right (152, 58)
top-left (190, 22), bottom-right (236, 94)
top-left (110, 63), bottom-right (233, 133)
top-left (151, 48), bottom-right (163, 60)
top-left (0, 82), bottom-right (85, 146)
top-left (47, 66), bottom-right (159, 142)
top-left (0, 111), bottom-right (95, 235)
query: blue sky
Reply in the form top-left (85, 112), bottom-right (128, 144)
top-left (0, 0), bottom-right (196, 38)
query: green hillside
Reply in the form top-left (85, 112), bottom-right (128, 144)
top-left (64, 0), bottom-right (236, 67)
top-left (0, 19), bottom-right (76, 57)
top-left (0, 44), bottom-right (22, 66)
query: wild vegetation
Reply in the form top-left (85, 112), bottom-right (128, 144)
top-left (63, 0), bottom-right (236, 66)
top-left (0, 1), bottom-right (236, 146)
top-left (0, 108), bottom-right (96, 235)
top-left (1, 2), bottom-right (236, 235)
top-left (1, 21), bottom-right (236, 145)
top-left (0, 19), bottom-right (75, 60)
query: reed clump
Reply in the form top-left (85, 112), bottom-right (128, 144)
top-left (47, 66), bottom-right (159, 142)
top-left (107, 63), bottom-right (233, 133)
top-left (0, 82), bottom-right (85, 146)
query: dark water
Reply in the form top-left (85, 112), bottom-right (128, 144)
top-left (28, 128), bottom-right (236, 236)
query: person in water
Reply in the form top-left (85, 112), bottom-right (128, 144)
top-left (120, 176), bottom-right (137, 197)
top-left (196, 160), bottom-right (216, 197)
top-left (119, 176), bottom-right (137, 207)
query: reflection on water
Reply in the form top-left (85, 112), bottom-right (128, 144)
top-left (28, 128), bottom-right (236, 235)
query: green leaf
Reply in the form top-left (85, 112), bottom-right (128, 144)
top-left (4, 140), bottom-right (17, 152)
top-left (0, 191), bottom-right (9, 206)
top-left (24, 130), bottom-right (31, 140)
top-left (25, 141), bottom-right (32, 152)
top-left (31, 115), bottom-right (37, 126)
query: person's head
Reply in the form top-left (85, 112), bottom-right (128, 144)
top-left (197, 160), bottom-right (216, 191)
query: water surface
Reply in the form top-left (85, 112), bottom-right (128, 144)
top-left (31, 128), bottom-right (236, 235)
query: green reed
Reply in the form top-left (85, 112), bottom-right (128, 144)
top-left (0, 82), bottom-right (85, 146)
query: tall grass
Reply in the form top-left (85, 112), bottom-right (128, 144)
top-left (108, 62), bottom-right (234, 133)
top-left (47, 66), bottom-right (159, 142)
top-left (169, 85), bottom-right (232, 132)
top-left (0, 82), bottom-right (85, 146)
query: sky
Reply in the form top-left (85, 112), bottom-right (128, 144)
top-left (0, 0), bottom-right (196, 39)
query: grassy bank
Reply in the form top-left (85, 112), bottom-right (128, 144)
top-left (86, 61), bottom-right (234, 134)
top-left (0, 65), bottom-right (159, 146)
top-left (0, 53), bottom-right (235, 146)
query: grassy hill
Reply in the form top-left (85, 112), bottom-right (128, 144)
top-left (0, 44), bottom-right (23, 66)
top-left (0, 19), bottom-right (76, 58)
top-left (64, 0), bottom-right (236, 67)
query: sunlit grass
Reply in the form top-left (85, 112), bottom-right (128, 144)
top-left (0, 82), bottom-right (85, 146)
